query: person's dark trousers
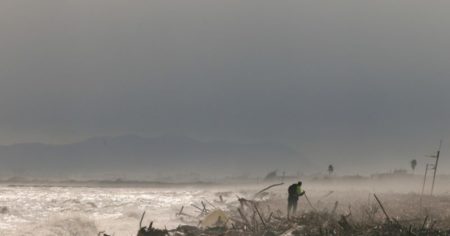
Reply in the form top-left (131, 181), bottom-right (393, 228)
top-left (287, 198), bottom-right (298, 218)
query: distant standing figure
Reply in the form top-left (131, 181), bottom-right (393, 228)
top-left (287, 181), bottom-right (305, 218)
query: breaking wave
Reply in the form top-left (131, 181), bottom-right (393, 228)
top-left (15, 216), bottom-right (97, 236)
top-left (0, 185), bottom-right (257, 235)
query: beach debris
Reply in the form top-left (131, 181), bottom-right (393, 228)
top-left (200, 209), bottom-right (229, 228)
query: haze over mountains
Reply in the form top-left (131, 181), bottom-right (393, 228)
top-left (0, 135), bottom-right (306, 180)
top-left (2, 0), bottom-right (450, 176)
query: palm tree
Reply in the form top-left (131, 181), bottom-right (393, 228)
top-left (410, 159), bottom-right (417, 174)
top-left (328, 164), bottom-right (334, 176)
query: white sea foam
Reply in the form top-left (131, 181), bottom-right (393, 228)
top-left (17, 216), bottom-right (98, 236)
top-left (0, 185), bottom-right (258, 235)
top-left (0, 177), bottom-right (442, 235)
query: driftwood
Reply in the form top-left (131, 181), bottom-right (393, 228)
top-left (253, 202), bottom-right (267, 229)
top-left (176, 205), bottom-right (196, 218)
top-left (97, 231), bottom-right (111, 236)
top-left (331, 201), bottom-right (339, 215)
top-left (139, 211), bottom-right (146, 229)
top-left (201, 201), bottom-right (209, 214)
top-left (136, 211), bottom-right (169, 236)
top-left (373, 194), bottom-right (391, 222)
top-left (421, 215), bottom-right (429, 230)
top-left (304, 193), bottom-right (318, 211)
top-left (238, 208), bottom-right (251, 229)
top-left (253, 182), bottom-right (284, 199)
top-left (191, 203), bottom-right (203, 212)
top-left (203, 199), bottom-right (217, 209)
top-left (115, 192), bottom-right (450, 236)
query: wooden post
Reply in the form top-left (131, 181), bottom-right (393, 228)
top-left (430, 140), bottom-right (442, 196)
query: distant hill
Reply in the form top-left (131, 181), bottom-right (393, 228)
top-left (0, 135), bottom-right (308, 179)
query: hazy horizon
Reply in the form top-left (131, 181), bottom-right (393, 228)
top-left (0, 133), bottom-right (442, 178)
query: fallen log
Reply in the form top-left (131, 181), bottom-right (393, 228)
top-left (253, 203), bottom-right (267, 229)
top-left (253, 183), bottom-right (284, 199)
top-left (373, 194), bottom-right (391, 223)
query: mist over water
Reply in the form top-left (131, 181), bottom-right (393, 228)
top-left (2, 175), bottom-right (449, 235)
top-left (1, 185), bottom-right (209, 235)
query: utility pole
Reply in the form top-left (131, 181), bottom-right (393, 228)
top-left (427, 140), bottom-right (442, 196)
top-left (421, 163), bottom-right (431, 198)
top-left (420, 163), bottom-right (436, 207)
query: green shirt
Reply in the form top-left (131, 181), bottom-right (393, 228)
top-left (297, 186), bottom-right (305, 196)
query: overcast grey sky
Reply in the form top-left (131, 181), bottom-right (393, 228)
top-left (1, 0), bottom-right (450, 173)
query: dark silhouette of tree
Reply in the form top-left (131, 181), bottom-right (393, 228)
top-left (410, 159), bottom-right (417, 173)
top-left (328, 164), bottom-right (334, 176)
top-left (264, 170), bottom-right (278, 180)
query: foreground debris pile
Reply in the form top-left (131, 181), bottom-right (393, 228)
top-left (101, 207), bottom-right (450, 235)
top-left (99, 185), bottom-right (450, 236)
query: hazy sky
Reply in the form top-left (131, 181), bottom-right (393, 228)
top-left (1, 0), bottom-right (450, 172)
